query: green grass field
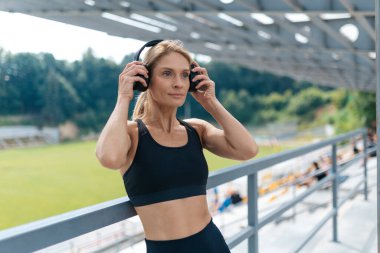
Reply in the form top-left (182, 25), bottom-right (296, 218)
top-left (0, 140), bottom-right (297, 230)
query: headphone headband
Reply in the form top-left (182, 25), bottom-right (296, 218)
top-left (134, 39), bottom-right (164, 61)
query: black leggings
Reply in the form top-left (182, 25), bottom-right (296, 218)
top-left (144, 218), bottom-right (231, 253)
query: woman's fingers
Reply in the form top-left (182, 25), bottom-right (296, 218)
top-left (191, 73), bottom-right (210, 83)
top-left (119, 65), bottom-right (149, 85)
top-left (195, 79), bottom-right (214, 90)
top-left (129, 76), bottom-right (148, 87)
top-left (191, 66), bottom-right (208, 76)
top-left (125, 66), bottom-right (149, 79)
top-left (121, 61), bottom-right (147, 75)
top-left (124, 61), bottom-right (144, 70)
top-left (118, 62), bottom-right (149, 99)
top-left (119, 76), bottom-right (147, 94)
top-left (120, 74), bottom-right (148, 87)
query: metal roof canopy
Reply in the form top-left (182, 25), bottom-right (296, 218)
top-left (0, 0), bottom-right (375, 91)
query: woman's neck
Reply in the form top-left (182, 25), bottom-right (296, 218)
top-left (144, 107), bottom-right (179, 134)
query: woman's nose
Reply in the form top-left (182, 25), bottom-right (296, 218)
top-left (173, 75), bottom-right (185, 88)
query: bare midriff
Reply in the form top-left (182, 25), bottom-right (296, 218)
top-left (135, 195), bottom-right (212, 241)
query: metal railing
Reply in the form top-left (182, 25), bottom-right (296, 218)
top-left (0, 128), bottom-right (373, 253)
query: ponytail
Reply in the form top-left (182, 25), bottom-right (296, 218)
top-left (132, 92), bottom-right (149, 120)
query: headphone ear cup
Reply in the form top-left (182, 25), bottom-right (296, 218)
top-left (189, 63), bottom-right (200, 92)
top-left (133, 74), bottom-right (149, 92)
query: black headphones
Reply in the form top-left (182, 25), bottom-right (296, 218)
top-left (133, 39), bottom-right (200, 92)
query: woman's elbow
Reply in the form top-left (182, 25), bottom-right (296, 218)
top-left (242, 145), bottom-right (259, 160)
top-left (96, 152), bottom-right (125, 169)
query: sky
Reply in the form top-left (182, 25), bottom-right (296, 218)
top-left (0, 10), bottom-right (365, 64)
top-left (0, 11), bottom-right (146, 63)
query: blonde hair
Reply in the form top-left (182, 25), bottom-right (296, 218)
top-left (132, 40), bottom-right (192, 121)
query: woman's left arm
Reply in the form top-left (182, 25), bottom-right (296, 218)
top-left (190, 62), bottom-right (259, 161)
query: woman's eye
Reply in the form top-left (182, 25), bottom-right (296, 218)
top-left (163, 71), bottom-right (172, 77)
top-left (182, 72), bottom-right (190, 78)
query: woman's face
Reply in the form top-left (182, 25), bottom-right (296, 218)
top-left (149, 52), bottom-right (190, 108)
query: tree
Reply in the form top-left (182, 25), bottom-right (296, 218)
top-left (220, 89), bottom-right (254, 123)
top-left (286, 87), bottom-right (329, 121)
top-left (332, 90), bottom-right (375, 133)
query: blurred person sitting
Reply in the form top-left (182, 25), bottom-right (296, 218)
top-left (217, 185), bottom-right (245, 213)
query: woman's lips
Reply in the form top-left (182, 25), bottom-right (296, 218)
top-left (168, 93), bottom-right (185, 98)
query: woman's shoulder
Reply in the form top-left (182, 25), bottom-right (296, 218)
top-left (127, 119), bottom-right (139, 138)
top-left (183, 118), bottom-right (217, 131)
top-left (127, 119), bottom-right (139, 128)
top-left (182, 118), bottom-right (207, 130)
top-left (182, 118), bottom-right (206, 146)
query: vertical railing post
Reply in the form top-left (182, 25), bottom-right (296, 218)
top-left (331, 143), bottom-right (338, 242)
top-left (375, 0), bottom-right (380, 250)
top-left (292, 184), bottom-right (296, 222)
top-left (363, 131), bottom-right (368, 201)
top-left (248, 172), bottom-right (259, 253)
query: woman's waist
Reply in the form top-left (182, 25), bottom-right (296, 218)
top-left (136, 196), bottom-right (211, 240)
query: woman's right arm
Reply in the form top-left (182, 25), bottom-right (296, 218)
top-left (95, 61), bottom-right (148, 169)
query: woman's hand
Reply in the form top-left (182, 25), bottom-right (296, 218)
top-left (190, 61), bottom-right (218, 111)
top-left (118, 61), bottom-right (148, 101)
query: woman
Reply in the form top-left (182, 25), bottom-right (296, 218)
top-left (96, 40), bottom-right (259, 253)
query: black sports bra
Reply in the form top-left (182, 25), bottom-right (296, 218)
top-left (123, 118), bottom-right (209, 207)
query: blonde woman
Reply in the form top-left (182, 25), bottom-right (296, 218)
top-left (96, 40), bottom-right (259, 253)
